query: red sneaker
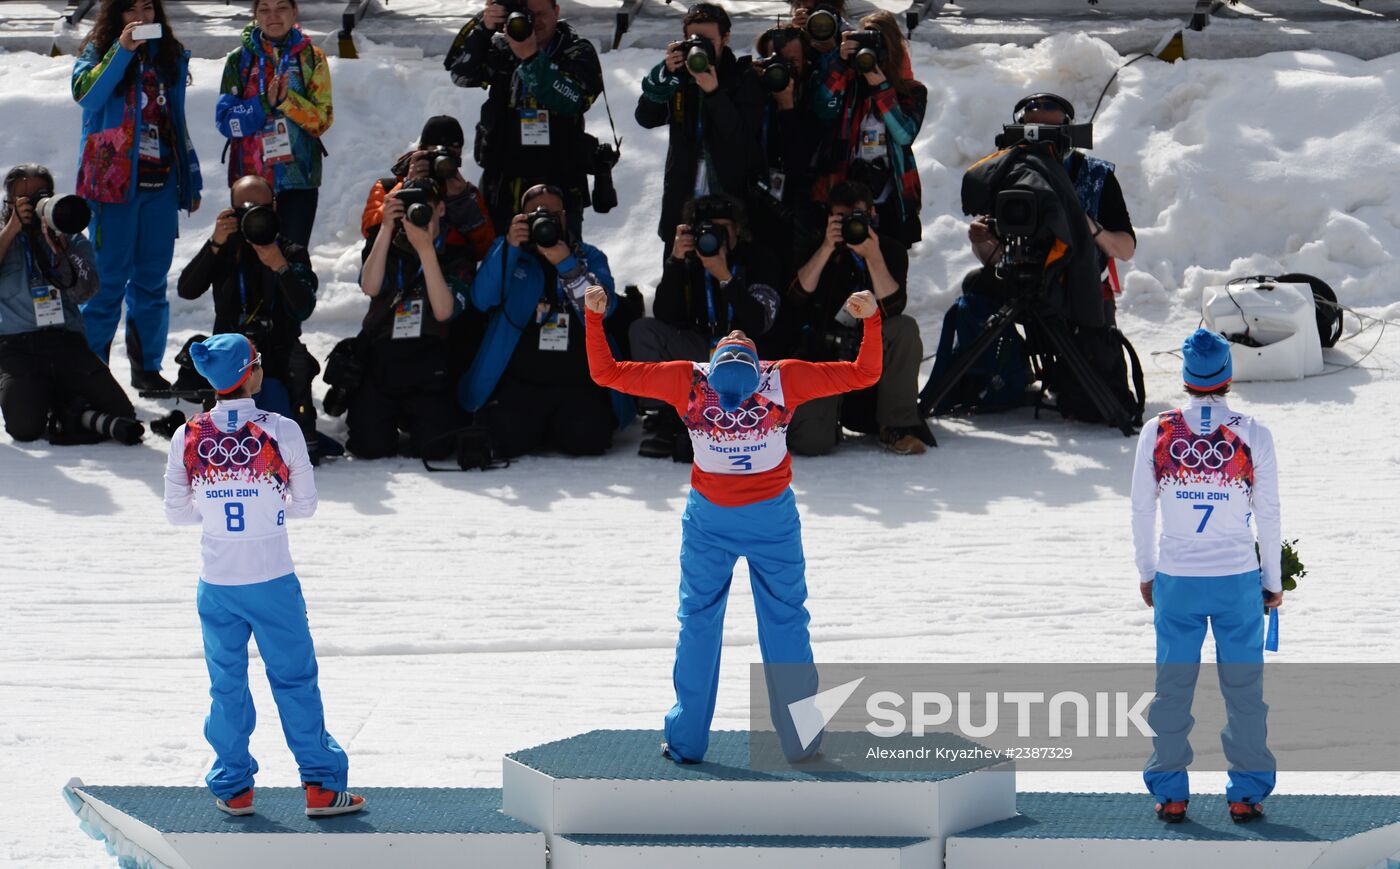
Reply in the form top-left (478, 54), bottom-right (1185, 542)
top-left (1229, 801), bottom-right (1264, 823)
top-left (1154, 800), bottom-right (1188, 823)
top-left (215, 788), bottom-right (254, 816)
top-left (304, 783), bottom-right (366, 817)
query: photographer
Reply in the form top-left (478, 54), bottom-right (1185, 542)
top-left (215, 0), bottom-right (333, 248)
top-left (444, 0), bottom-right (602, 237)
top-left (812, 11), bottom-right (925, 248)
top-left (970, 93), bottom-right (1135, 324)
top-left (636, 3), bottom-right (764, 252)
top-left (344, 180), bottom-right (472, 460)
top-left (783, 180), bottom-right (930, 456)
top-left (787, 0), bottom-right (847, 69)
top-left (0, 164), bottom-right (137, 445)
top-left (460, 184), bottom-right (620, 459)
top-left (632, 194), bottom-right (780, 460)
top-left (176, 174), bottom-right (327, 458)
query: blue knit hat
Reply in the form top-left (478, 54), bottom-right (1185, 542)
top-left (1182, 328), bottom-right (1232, 391)
top-left (709, 340), bottom-right (761, 412)
top-left (190, 333), bottom-right (257, 394)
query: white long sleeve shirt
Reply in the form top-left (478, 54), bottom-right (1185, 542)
top-left (1130, 396), bottom-right (1282, 592)
top-left (163, 399), bottom-right (317, 586)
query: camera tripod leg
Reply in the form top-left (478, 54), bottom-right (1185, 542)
top-left (1028, 310), bottom-right (1136, 436)
top-left (917, 299), bottom-right (1025, 419)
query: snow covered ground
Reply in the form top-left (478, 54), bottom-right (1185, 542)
top-left (2, 34), bottom-right (1400, 867)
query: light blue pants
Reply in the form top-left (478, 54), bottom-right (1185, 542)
top-left (196, 574), bottom-right (348, 799)
top-left (663, 488), bottom-right (819, 763)
top-left (82, 180), bottom-right (178, 371)
top-left (1144, 570), bottom-right (1276, 805)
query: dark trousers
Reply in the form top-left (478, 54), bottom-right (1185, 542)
top-left (275, 188), bottom-right (320, 249)
top-left (477, 376), bottom-right (613, 459)
top-left (345, 344), bottom-right (461, 460)
top-left (0, 329), bottom-right (135, 443)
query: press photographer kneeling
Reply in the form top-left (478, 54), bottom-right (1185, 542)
top-left (0, 163), bottom-right (142, 445)
top-left (781, 180), bottom-right (931, 456)
top-left (176, 175), bottom-right (330, 460)
top-left (342, 180), bottom-right (470, 460)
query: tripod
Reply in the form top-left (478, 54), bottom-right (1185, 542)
top-left (918, 281), bottom-right (1139, 437)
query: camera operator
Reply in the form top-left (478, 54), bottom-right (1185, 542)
top-left (632, 194), bottom-right (780, 461)
top-left (812, 11), bottom-right (925, 248)
top-left (344, 179), bottom-right (471, 460)
top-left (783, 180), bottom-right (931, 456)
top-left (0, 164), bottom-right (138, 445)
top-left (969, 93), bottom-right (1135, 324)
top-left (460, 184), bottom-right (620, 459)
top-left (636, 3), bottom-right (764, 254)
top-left (444, 0), bottom-right (602, 238)
top-left (787, 0), bottom-right (847, 68)
top-left (176, 174), bottom-right (329, 460)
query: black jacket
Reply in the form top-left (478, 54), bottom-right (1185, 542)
top-left (636, 49), bottom-right (765, 243)
top-left (653, 244), bottom-right (780, 343)
top-left (776, 233), bottom-right (908, 360)
top-left (445, 19), bottom-right (603, 186)
top-left (177, 238), bottom-right (316, 380)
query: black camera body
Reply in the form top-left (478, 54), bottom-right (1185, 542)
top-left (499, 0), bottom-right (534, 42)
top-left (396, 186), bottom-right (437, 229)
top-left (757, 55), bottom-right (793, 93)
top-left (805, 6), bottom-right (840, 42)
top-left (425, 147), bottom-right (460, 182)
top-left (526, 207), bottom-right (563, 249)
top-left (848, 29), bottom-right (885, 73)
top-left (682, 34), bottom-right (716, 75)
top-left (691, 220), bottom-right (725, 258)
top-left (840, 209), bottom-right (871, 246)
top-left (995, 123), bottom-right (1093, 152)
top-left (585, 136), bottom-right (620, 214)
top-left (322, 336), bottom-right (367, 418)
top-left (234, 203), bottom-right (280, 246)
top-left (984, 189), bottom-right (1043, 286)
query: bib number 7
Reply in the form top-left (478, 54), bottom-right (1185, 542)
top-left (1193, 504), bottom-right (1214, 534)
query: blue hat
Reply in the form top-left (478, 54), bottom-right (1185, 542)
top-left (709, 340), bottom-right (760, 412)
top-left (1182, 328), bottom-right (1232, 391)
top-left (190, 334), bottom-right (257, 394)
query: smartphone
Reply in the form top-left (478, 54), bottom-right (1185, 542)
top-left (131, 23), bottom-right (162, 41)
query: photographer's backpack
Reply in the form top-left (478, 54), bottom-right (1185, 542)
top-left (1039, 326), bottom-right (1146, 428)
top-left (925, 271), bottom-right (1028, 415)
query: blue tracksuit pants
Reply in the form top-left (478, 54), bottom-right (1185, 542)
top-left (196, 574), bottom-right (348, 799)
top-left (664, 488), bottom-right (819, 763)
top-left (1144, 570), bottom-right (1276, 805)
top-left (81, 180), bottom-right (178, 371)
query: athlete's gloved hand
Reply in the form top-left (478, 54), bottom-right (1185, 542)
top-left (845, 290), bottom-right (877, 320)
top-left (583, 285), bottom-right (608, 315)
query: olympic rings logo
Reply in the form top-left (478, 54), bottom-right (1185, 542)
top-left (702, 405), bottom-right (769, 430)
top-left (1169, 437), bottom-right (1236, 470)
top-left (197, 436), bottom-right (262, 467)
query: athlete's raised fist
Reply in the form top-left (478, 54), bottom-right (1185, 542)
top-left (584, 285), bottom-right (608, 315)
top-left (846, 290), bottom-right (877, 320)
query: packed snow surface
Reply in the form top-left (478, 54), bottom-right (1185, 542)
top-left (2, 33), bottom-right (1399, 866)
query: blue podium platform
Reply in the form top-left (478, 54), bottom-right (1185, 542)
top-left (946, 792), bottom-right (1400, 869)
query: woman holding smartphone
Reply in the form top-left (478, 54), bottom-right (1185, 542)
top-left (72, 0), bottom-right (202, 390)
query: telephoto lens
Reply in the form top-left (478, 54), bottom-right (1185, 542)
top-left (79, 408), bottom-right (145, 445)
top-left (692, 221), bottom-right (724, 257)
top-left (527, 208), bottom-right (562, 248)
top-left (405, 202), bottom-right (435, 227)
top-left (427, 147), bottom-right (459, 181)
top-left (805, 7), bottom-right (838, 42)
top-left (238, 205), bottom-right (280, 245)
top-left (35, 193), bottom-right (92, 235)
top-left (502, 0), bottom-right (534, 41)
top-left (758, 57), bottom-right (792, 93)
top-left (683, 34), bottom-right (714, 74)
top-left (841, 210), bottom-right (871, 246)
top-left (849, 30), bottom-right (884, 73)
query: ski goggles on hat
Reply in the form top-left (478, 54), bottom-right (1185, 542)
top-left (711, 344), bottom-right (758, 373)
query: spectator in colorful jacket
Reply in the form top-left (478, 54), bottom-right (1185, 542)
top-left (215, 0), bottom-right (333, 248)
top-left (811, 11), bottom-right (924, 248)
top-left (71, 0), bottom-right (202, 391)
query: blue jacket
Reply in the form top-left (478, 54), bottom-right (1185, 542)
top-left (459, 239), bottom-right (628, 418)
top-left (71, 42), bottom-right (201, 212)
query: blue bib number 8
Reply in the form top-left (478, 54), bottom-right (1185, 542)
top-left (225, 502), bottom-right (245, 533)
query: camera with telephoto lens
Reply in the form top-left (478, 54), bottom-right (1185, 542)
top-left (994, 123), bottom-right (1093, 152)
top-left (499, 0), bottom-right (534, 42)
top-left (525, 207), bottom-right (563, 250)
top-left (690, 220), bottom-right (725, 258)
top-left (233, 203), bottom-right (279, 246)
top-left (425, 147), bottom-right (460, 182)
top-left (839, 209), bottom-right (871, 246)
top-left (847, 29), bottom-right (884, 73)
top-left (31, 191), bottom-right (91, 235)
top-left (681, 34), bottom-right (715, 75)
top-left (50, 399), bottom-right (145, 445)
top-left (757, 55), bottom-right (793, 93)
top-left (805, 6), bottom-right (839, 41)
top-left (585, 136), bottom-right (620, 214)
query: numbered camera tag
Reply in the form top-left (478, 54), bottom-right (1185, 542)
top-left (139, 124), bottom-right (162, 162)
top-left (539, 311), bottom-right (570, 351)
top-left (519, 108), bottom-right (550, 147)
top-left (392, 299), bottom-right (423, 339)
top-left (261, 119), bottom-right (294, 165)
top-left (858, 113), bottom-right (886, 162)
top-left (31, 284), bottom-right (64, 327)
